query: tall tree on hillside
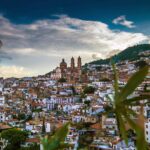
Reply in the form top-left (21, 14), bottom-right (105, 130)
top-left (42, 117), bottom-right (46, 134)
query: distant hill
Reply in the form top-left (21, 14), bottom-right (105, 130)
top-left (87, 44), bottom-right (150, 65)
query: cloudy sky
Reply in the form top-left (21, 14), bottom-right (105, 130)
top-left (0, 0), bottom-right (150, 78)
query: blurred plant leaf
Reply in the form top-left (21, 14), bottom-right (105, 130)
top-left (106, 64), bottom-right (149, 150)
top-left (42, 123), bottom-right (69, 150)
top-left (112, 62), bottom-right (119, 101)
top-left (124, 95), bottom-right (150, 105)
top-left (118, 66), bottom-right (149, 102)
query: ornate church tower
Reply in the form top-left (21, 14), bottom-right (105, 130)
top-left (60, 58), bottom-right (67, 71)
top-left (60, 58), bottom-right (67, 78)
top-left (71, 57), bottom-right (75, 69)
top-left (77, 56), bottom-right (82, 70)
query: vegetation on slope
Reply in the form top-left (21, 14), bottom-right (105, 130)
top-left (88, 44), bottom-right (150, 65)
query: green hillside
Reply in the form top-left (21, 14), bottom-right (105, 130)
top-left (88, 44), bottom-right (150, 65)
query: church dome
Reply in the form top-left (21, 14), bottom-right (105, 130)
top-left (60, 58), bottom-right (67, 69)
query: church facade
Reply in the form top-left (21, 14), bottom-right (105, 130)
top-left (51, 57), bottom-right (87, 83)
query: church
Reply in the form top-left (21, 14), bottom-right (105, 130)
top-left (51, 56), bottom-right (87, 83)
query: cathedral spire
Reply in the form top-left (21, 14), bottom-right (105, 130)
top-left (71, 57), bottom-right (75, 69)
top-left (77, 56), bottom-right (82, 69)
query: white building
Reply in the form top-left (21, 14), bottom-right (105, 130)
top-left (102, 115), bottom-right (117, 130)
top-left (113, 140), bottom-right (135, 150)
top-left (0, 96), bottom-right (5, 106)
top-left (145, 118), bottom-right (150, 143)
top-left (50, 67), bottom-right (62, 80)
top-left (0, 111), bottom-right (5, 122)
top-left (25, 122), bottom-right (51, 133)
top-left (0, 84), bottom-right (3, 92)
top-left (0, 138), bottom-right (8, 150)
top-left (65, 127), bottom-right (79, 150)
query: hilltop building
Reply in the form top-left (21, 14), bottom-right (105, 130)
top-left (51, 57), bottom-right (87, 83)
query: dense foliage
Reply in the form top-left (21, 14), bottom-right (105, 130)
top-left (78, 133), bottom-right (93, 149)
top-left (135, 60), bottom-right (148, 68)
top-left (20, 143), bottom-right (40, 150)
top-left (58, 78), bottom-right (67, 83)
top-left (1, 128), bottom-right (28, 150)
top-left (83, 86), bottom-right (95, 94)
top-left (18, 113), bottom-right (26, 120)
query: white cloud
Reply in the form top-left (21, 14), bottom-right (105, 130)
top-left (12, 48), bottom-right (36, 55)
top-left (0, 65), bottom-right (36, 78)
top-left (0, 14), bottom-right (149, 77)
top-left (112, 15), bottom-right (136, 28)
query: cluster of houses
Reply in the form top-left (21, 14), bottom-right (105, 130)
top-left (0, 55), bottom-right (149, 150)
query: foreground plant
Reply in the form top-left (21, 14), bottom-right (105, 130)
top-left (106, 63), bottom-right (149, 150)
top-left (41, 123), bottom-right (69, 150)
top-left (1, 128), bottom-right (28, 150)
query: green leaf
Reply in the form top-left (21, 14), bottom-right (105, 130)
top-left (123, 108), bottom-right (148, 150)
top-left (124, 95), bottom-right (150, 105)
top-left (42, 123), bottom-right (69, 150)
top-left (105, 64), bottom-right (149, 150)
top-left (118, 66), bottom-right (149, 101)
top-left (125, 108), bottom-right (137, 117)
top-left (112, 62), bottom-right (119, 101)
top-left (55, 123), bottom-right (69, 142)
top-left (136, 127), bottom-right (147, 150)
top-left (122, 109), bottom-right (138, 131)
top-left (116, 111), bottom-right (128, 144)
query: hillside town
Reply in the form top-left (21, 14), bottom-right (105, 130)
top-left (0, 52), bottom-right (149, 150)
top-left (1, 0), bottom-right (150, 149)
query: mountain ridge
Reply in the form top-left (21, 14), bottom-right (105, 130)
top-left (86, 44), bottom-right (150, 66)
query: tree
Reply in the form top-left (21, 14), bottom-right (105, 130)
top-left (144, 84), bottom-right (148, 92)
top-left (1, 128), bottom-right (28, 150)
top-left (78, 133), bottom-right (93, 149)
top-left (42, 117), bottom-right (46, 134)
top-left (58, 78), bottom-right (66, 83)
top-left (80, 92), bottom-right (86, 99)
top-left (84, 100), bottom-right (91, 107)
top-left (25, 114), bottom-right (32, 121)
top-left (105, 64), bottom-right (149, 150)
top-left (99, 78), bottom-right (110, 82)
top-left (70, 86), bottom-right (76, 95)
top-left (18, 113), bottom-right (26, 120)
top-left (135, 60), bottom-right (148, 69)
top-left (20, 143), bottom-right (40, 150)
top-left (83, 86), bottom-right (95, 94)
